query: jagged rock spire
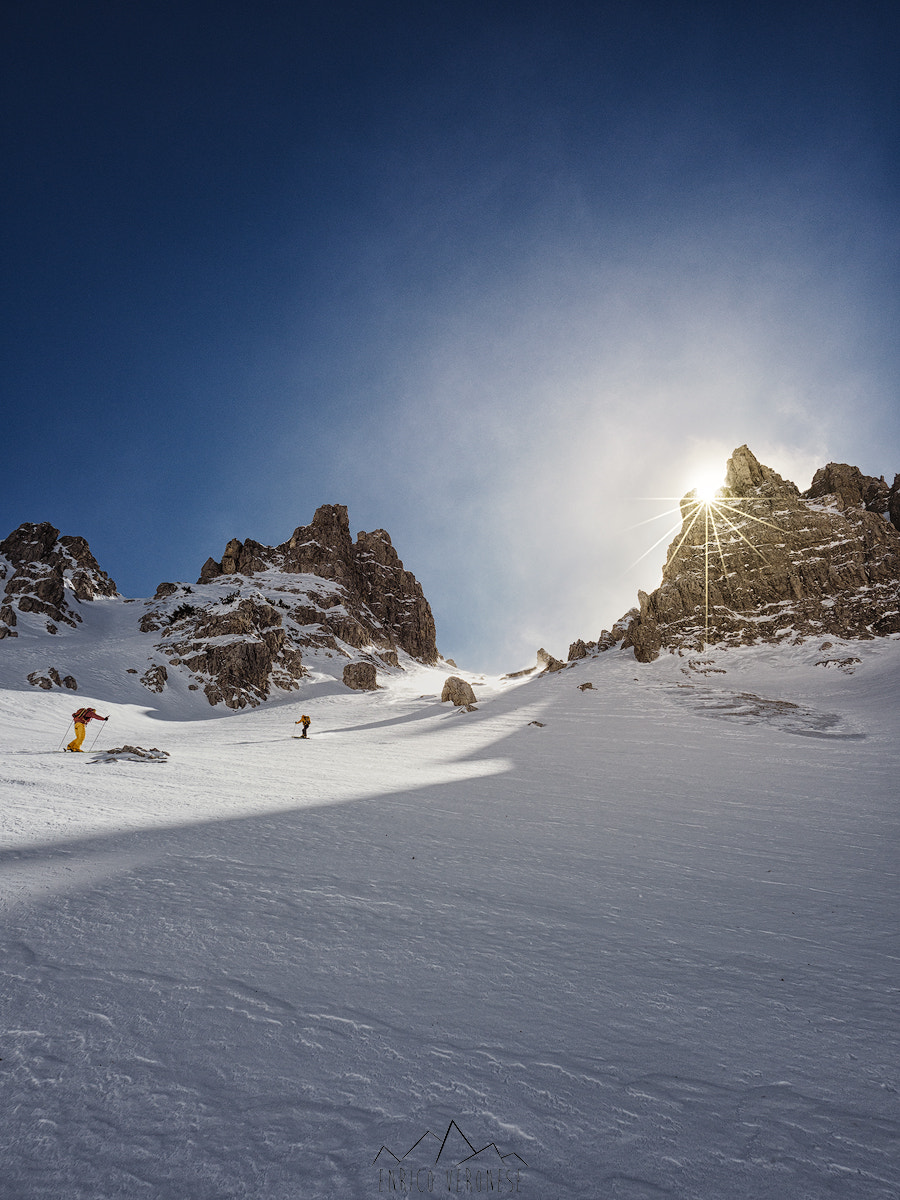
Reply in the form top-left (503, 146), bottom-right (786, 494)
top-left (196, 504), bottom-right (437, 665)
top-left (616, 447), bottom-right (900, 661)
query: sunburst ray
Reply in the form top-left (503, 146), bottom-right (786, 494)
top-left (625, 468), bottom-right (786, 648)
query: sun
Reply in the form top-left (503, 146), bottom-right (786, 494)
top-left (691, 469), bottom-right (725, 505)
top-left (628, 457), bottom-right (784, 648)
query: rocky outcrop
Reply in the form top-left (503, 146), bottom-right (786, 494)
top-left (343, 662), bottom-right (378, 690)
top-left (185, 601), bottom-right (303, 708)
top-left (197, 505), bottom-right (437, 663)
top-left (619, 445), bottom-right (900, 660)
top-left (119, 505), bottom-right (441, 708)
top-left (537, 647), bottom-right (567, 673)
top-left (0, 506), bottom-right (440, 711)
top-left (0, 522), bottom-right (118, 638)
top-left (566, 614), bottom-right (635, 661)
top-left (96, 745), bottom-right (170, 763)
top-left (141, 595), bottom-right (308, 710)
top-left (441, 676), bottom-right (477, 706)
top-left (623, 592), bottom-right (662, 664)
top-left (27, 669), bottom-right (78, 691)
top-left (806, 463), bottom-right (900, 525)
top-left (140, 664), bottom-right (168, 693)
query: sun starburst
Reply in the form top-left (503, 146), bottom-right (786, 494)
top-left (628, 466), bottom-right (785, 647)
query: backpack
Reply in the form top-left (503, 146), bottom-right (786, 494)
top-left (72, 708), bottom-right (89, 722)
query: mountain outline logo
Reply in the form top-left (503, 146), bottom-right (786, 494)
top-left (372, 1120), bottom-right (528, 1169)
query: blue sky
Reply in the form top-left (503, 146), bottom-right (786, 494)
top-left (3, 1), bottom-right (899, 670)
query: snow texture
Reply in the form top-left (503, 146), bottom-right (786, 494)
top-left (1, 627), bottom-right (898, 1199)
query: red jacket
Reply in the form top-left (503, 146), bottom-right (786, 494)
top-left (73, 707), bottom-right (106, 724)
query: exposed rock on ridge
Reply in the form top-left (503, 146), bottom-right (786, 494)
top-left (146, 596), bottom-right (307, 709)
top-left (619, 446), bottom-right (900, 661)
top-left (564, 613), bottom-right (635, 663)
top-left (0, 521), bottom-right (118, 639)
top-left (0, 507), bottom-right (440, 711)
top-left (134, 505), bottom-right (438, 707)
top-left (197, 505), bottom-right (437, 664)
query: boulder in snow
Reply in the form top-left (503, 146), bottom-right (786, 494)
top-left (343, 661), bottom-right (377, 690)
top-left (441, 676), bottom-right (476, 706)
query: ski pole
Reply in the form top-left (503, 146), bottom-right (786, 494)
top-left (86, 720), bottom-right (107, 753)
top-left (57, 720), bottom-right (74, 751)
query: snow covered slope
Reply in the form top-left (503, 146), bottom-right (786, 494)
top-left (1, 637), bottom-right (898, 1198)
top-left (0, 507), bottom-right (439, 713)
top-left (0, 578), bottom-right (430, 718)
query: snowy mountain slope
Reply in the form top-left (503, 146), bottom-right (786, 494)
top-left (0, 577), bottom-right (432, 719)
top-left (1, 637), bottom-right (898, 1198)
top-left (0, 509), bottom-right (439, 712)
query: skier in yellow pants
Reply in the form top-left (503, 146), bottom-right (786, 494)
top-left (67, 706), bottom-right (108, 751)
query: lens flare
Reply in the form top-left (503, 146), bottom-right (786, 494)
top-left (691, 470), bottom-right (724, 505)
top-left (629, 461), bottom-right (785, 647)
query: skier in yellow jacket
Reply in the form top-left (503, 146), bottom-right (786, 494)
top-left (295, 715), bottom-right (311, 739)
top-left (67, 706), bottom-right (108, 752)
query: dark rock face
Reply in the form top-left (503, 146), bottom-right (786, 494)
top-left (343, 662), bottom-right (378, 690)
top-left (140, 664), bottom-right (168, 693)
top-left (134, 591), bottom-right (308, 710)
top-left (0, 522), bottom-right (118, 638)
top-left (197, 505), bottom-right (438, 664)
top-left (620, 445), bottom-right (900, 660)
top-left (155, 598), bottom-right (307, 710)
top-left (623, 592), bottom-right (662, 664)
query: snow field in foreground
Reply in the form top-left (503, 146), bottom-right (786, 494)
top-left (0, 642), bottom-right (898, 1199)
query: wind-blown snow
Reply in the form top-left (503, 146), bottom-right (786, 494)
top-left (1, 635), bottom-right (898, 1198)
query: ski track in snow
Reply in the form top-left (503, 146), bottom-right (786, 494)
top-left (1, 637), bottom-right (899, 1198)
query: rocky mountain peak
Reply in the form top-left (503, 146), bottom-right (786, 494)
top-left (805, 461), bottom-right (900, 524)
top-left (2, 507), bottom-right (439, 710)
top-left (568, 447), bottom-right (900, 665)
top-left (724, 444), bottom-right (800, 499)
top-left (0, 521), bottom-right (118, 639)
top-left (196, 504), bottom-right (437, 668)
top-left (617, 447), bottom-right (900, 661)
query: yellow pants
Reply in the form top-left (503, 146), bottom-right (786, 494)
top-left (67, 722), bottom-right (86, 752)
